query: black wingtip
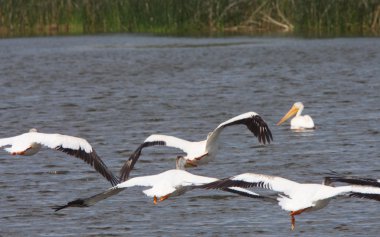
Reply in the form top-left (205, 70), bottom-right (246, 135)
top-left (53, 205), bottom-right (69, 212)
top-left (119, 141), bottom-right (166, 182)
top-left (251, 115), bottom-right (272, 145)
top-left (325, 176), bottom-right (380, 187)
top-left (255, 115), bottom-right (273, 145)
top-left (220, 114), bottom-right (273, 145)
top-left (349, 193), bottom-right (380, 201)
top-left (52, 198), bottom-right (88, 212)
top-left (200, 178), bottom-right (266, 191)
top-left (56, 146), bottom-right (119, 186)
top-left (110, 176), bottom-right (120, 187)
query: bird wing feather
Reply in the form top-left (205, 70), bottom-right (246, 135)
top-left (0, 136), bottom-right (17, 149)
top-left (200, 173), bottom-right (299, 197)
top-left (206, 112), bottom-right (273, 152)
top-left (1, 132), bottom-right (119, 186)
top-left (119, 134), bottom-right (195, 182)
top-left (53, 187), bottom-right (124, 212)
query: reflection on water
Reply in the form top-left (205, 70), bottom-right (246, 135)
top-left (0, 35), bottom-right (380, 236)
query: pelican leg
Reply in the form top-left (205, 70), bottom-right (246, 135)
top-left (185, 153), bottom-right (208, 168)
top-left (290, 214), bottom-right (296, 231)
top-left (11, 150), bottom-right (27, 155)
top-left (153, 196), bottom-right (158, 205)
top-left (194, 153), bottom-right (208, 161)
top-left (185, 159), bottom-right (198, 168)
top-left (289, 208), bottom-right (308, 230)
top-left (12, 146), bottom-right (33, 156)
top-left (159, 194), bottom-right (171, 202)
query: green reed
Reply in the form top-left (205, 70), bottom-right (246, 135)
top-left (0, 0), bottom-right (379, 37)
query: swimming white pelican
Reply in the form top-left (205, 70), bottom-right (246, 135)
top-left (277, 102), bottom-right (314, 129)
top-left (53, 157), bottom-right (272, 211)
top-left (201, 172), bottom-right (380, 230)
top-left (0, 128), bottom-right (119, 186)
top-left (120, 112), bottom-right (272, 180)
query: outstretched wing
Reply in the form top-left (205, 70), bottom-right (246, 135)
top-left (0, 133), bottom-right (31, 152)
top-left (206, 112), bottom-right (273, 152)
top-left (200, 172), bottom-right (298, 197)
top-left (348, 193), bottom-right (380, 201)
top-left (36, 133), bottom-right (119, 186)
top-left (1, 131), bottom-right (119, 186)
top-left (345, 185), bottom-right (380, 201)
top-left (324, 176), bottom-right (380, 188)
top-left (53, 187), bottom-right (124, 212)
top-left (56, 147), bottom-right (119, 186)
top-left (0, 136), bottom-right (15, 149)
top-left (119, 134), bottom-right (192, 182)
top-left (53, 174), bottom-right (164, 212)
top-left (221, 187), bottom-right (277, 203)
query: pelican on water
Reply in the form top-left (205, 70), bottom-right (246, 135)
top-left (0, 128), bottom-right (119, 186)
top-left (120, 112), bottom-right (272, 180)
top-left (53, 157), bottom-right (271, 211)
top-left (201, 172), bottom-right (380, 230)
top-left (277, 102), bottom-right (314, 129)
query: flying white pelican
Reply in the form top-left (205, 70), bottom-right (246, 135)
top-left (0, 128), bottom-right (119, 186)
top-left (277, 102), bottom-right (314, 129)
top-left (53, 157), bottom-right (272, 211)
top-left (201, 172), bottom-right (380, 230)
top-left (120, 112), bottom-right (272, 180)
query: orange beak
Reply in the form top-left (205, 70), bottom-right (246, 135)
top-left (277, 105), bottom-right (299, 126)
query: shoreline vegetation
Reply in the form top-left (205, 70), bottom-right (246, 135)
top-left (0, 0), bottom-right (379, 38)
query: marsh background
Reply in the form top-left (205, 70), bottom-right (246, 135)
top-left (1, 0), bottom-right (380, 37)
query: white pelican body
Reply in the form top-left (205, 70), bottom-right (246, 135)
top-left (121, 112), bottom-right (272, 180)
top-left (277, 102), bottom-right (314, 129)
top-left (119, 169), bottom-right (217, 199)
top-left (0, 129), bottom-right (119, 186)
top-left (53, 157), bottom-right (265, 211)
top-left (202, 173), bottom-right (380, 230)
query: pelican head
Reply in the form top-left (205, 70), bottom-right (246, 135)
top-left (175, 156), bottom-right (187, 170)
top-left (176, 156), bottom-right (197, 170)
top-left (29, 128), bottom-right (38, 133)
top-left (277, 102), bottom-right (304, 126)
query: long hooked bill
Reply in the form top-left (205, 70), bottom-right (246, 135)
top-left (277, 106), bottom-right (299, 125)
